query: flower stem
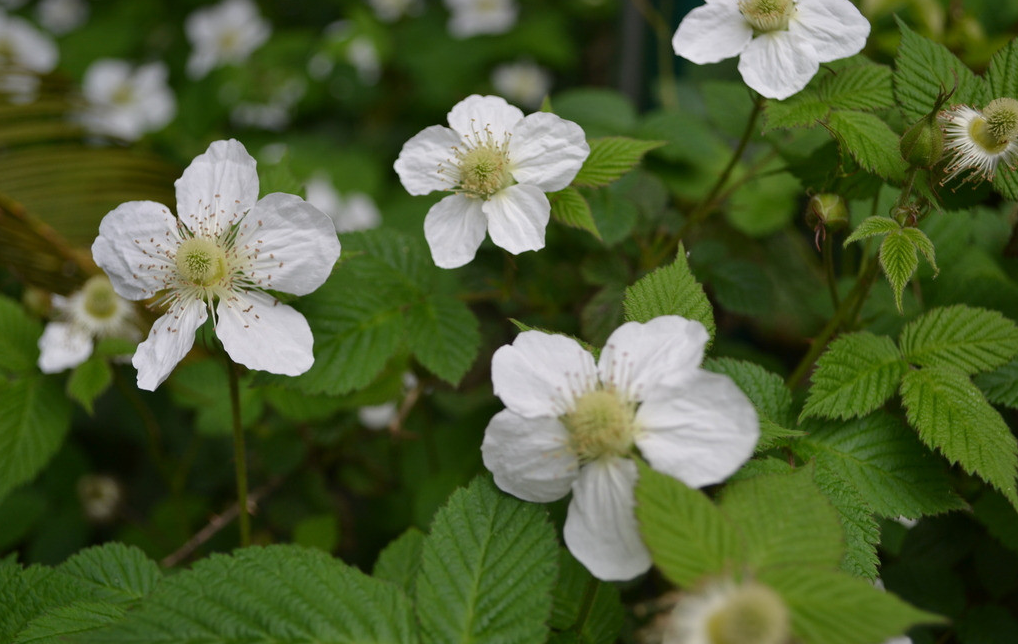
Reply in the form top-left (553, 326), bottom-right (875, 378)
top-left (227, 359), bottom-right (251, 547)
top-left (822, 232), bottom-right (840, 310)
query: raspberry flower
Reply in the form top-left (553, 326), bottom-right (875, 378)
top-left (37, 275), bottom-right (140, 373)
top-left (0, 9), bottom-right (58, 73)
top-left (664, 578), bottom-right (790, 644)
top-left (184, 0), bottom-right (270, 80)
top-left (444, 0), bottom-right (517, 38)
top-left (481, 316), bottom-right (759, 580)
top-left (394, 94), bottom-right (589, 268)
top-left (92, 139), bottom-right (341, 391)
top-left (939, 98), bottom-right (1018, 184)
top-left (672, 0), bottom-right (870, 100)
top-left (80, 59), bottom-right (176, 141)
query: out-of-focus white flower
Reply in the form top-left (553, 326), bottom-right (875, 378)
top-left (672, 0), bottom-right (869, 100)
top-left (491, 60), bottom-right (551, 109)
top-left (228, 76), bottom-right (305, 131)
top-left (35, 0), bottom-right (88, 35)
top-left (346, 35), bottom-right (381, 84)
top-left (80, 59), bottom-right (175, 141)
top-left (358, 372), bottom-right (418, 430)
top-left (395, 94), bottom-right (588, 268)
top-left (305, 175), bottom-right (381, 233)
top-left (367, 0), bottom-right (422, 22)
top-left (38, 274), bottom-right (140, 373)
top-left (0, 10), bottom-right (58, 73)
top-left (481, 317), bottom-right (759, 580)
top-left (663, 578), bottom-right (789, 644)
top-left (77, 474), bottom-right (122, 522)
top-left (0, 0), bottom-right (28, 10)
top-left (91, 139), bottom-right (341, 391)
top-left (185, 0), bottom-right (270, 79)
top-left (444, 0), bottom-right (517, 38)
top-left (939, 98), bottom-right (1018, 184)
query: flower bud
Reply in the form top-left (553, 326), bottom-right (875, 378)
top-left (899, 114), bottom-right (944, 168)
top-left (806, 193), bottom-right (848, 231)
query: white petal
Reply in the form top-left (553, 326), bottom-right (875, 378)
top-left (482, 409), bottom-right (579, 503)
top-left (92, 200), bottom-right (179, 301)
top-left (175, 139), bottom-right (260, 237)
top-left (598, 316), bottom-right (708, 402)
top-left (792, 0), bottom-right (870, 63)
top-left (508, 112), bottom-right (590, 192)
top-left (423, 194), bottom-right (488, 269)
top-left (5, 15), bottom-right (58, 73)
top-left (447, 94), bottom-right (524, 140)
top-left (672, 0), bottom-right (752, 65)
top-left (234, 193), bottom-right (341, 296)
top-left (482, 184), bottom-right (549, 255)
top-left (394, 125), bottom-right (461, 196)
top-left (491, 330), bottom-right (597, 418)
top-left (37, 322), bottom-right (92, 373)
top-left (358, 403), bottom-right (398, 430)
top-left (635, 370), bottom-right (759, 487)
top-left (563, 458), bottom-right (651, 581)
top-left (82, 59), bottom-right (129, 103)
top-left (215, 289), bottom-right (314, 376)
top-left (737, 31), bottom-right (820, 100)
top-left (133, 299), bottom-right (207, 391)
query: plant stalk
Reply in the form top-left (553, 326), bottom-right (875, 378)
top-left (227, 359), bottom-right (251, 547)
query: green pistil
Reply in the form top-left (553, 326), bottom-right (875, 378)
top-left (738, 0), bottom-right (795, 33)
top-left (984, 97), bottom-right (1018, 143)
top-left (561, 389), bottom-right (636, 462)
top-left (82, 276), bottom-right (118, 319)
top-left (458, 145), bottom-right (512, 198)
top-left (705, 583), bottom-right (789, 644)
top-left (176, 237), bottom-right (228, 287)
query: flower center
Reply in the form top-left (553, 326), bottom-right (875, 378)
top-left (983, 97), bottom-right (1018, 145)
top-left (561, 388), bottom-right (637, 461)
top-left (110, 83), bottom-right (135, 106)
top-left (176, 237), bottom-right (228, 286)
top-left (738, 0), bottom-right (795, 33)
top-left (82, 275), bottom-right (119, 319)
top-left (458, 143), bottom-right (513, 199)
top-left (705, 582), bottom-right (789, 644)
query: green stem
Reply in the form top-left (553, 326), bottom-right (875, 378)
top-left (227, 360), bottom-right (251, 547)
top-left (822, 232), bottom-right (840, 310)
top-left (629, 0), bottom-right (679, 108)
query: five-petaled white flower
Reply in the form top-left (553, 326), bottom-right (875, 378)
top-left (394, 94), bottom-right (589, 268)
top-left (305, 175), bottom-right (381, 234)
top-left (444, 0), bottom-right (517, 39)
top-left (185, 0), bottom-right (270, 79)
top-left (672, 0), bottom-right (870, 100)
top-left (38, 274), bottom-right (140, 374)
top-left (481, 316), bottom-right (759, 581)
top-left (92, 139), bottom-right (341, 391)
top-left (664, 578), bottom-right (789, 644)
top-left (368, 0), bottom-right (421, 22)
top-left (939, 98), bottom-right (1018, 185)
top-left (80, 59), bottom-right (176, 141)
top-left (0, 9), bottom-right (58, 74)
top-left (491, 60), bottom-right (552, 109)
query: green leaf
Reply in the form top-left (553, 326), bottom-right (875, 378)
top-left (572, 137), bottom-right (665, 188)
top-left (406, 295), bottom-right (479, 386)
top-left (764, 93), bottom-right (828, 131)
top-left (623, 246), bottom-right (715, 341)
top-left (894, 19), bottom-right (987, 123)
top-left (704, 358), bottom-right (802, 450)
top-left (726, 170), bottom-right (801, 238)
top-left (825, 111), bottom-right (907, 180)
top-left (292, 514), bottom-right (340, 553)
top-left (550, 187), bottom-right (600, 240)
top-left (993, 167), bottom-right (1018, 201)
top-left (0, 490), bottom-right (46, 551)
top-left (900, 227), bottom-right (939, 276)
top-left (169, 360), bottom-right (263, 436)
top-left (900, 366), bottom-right (1018, 508)
top-left (844, 216), bottom-right (900, 246)
top-left (53, 543), bottom-right (161, 604)
top-left (0, 295), bottom-right (41, 376)
top-left (373, 527), bottom-right (426, 598)
top-left (899, 305), bottom-right (1018, 374)
top-left (14, 601), bottom-right (125, 644)
top-left (548, 550), bottom-right (624, 644)
top-left (719, 468), bottom-right (844, 571)
top-left (810, 473), bottom-right (880, 579)
top-left (801, 332), bottom-right (907, 421)
top-left (798, 413), bottom-right (965, 519)
top-left (975, 359), bottom-right (1018, 409)
top-left (415, 476), bottom-right (558, 644)
top-left (987, 39), bottom-right (1018, 99)
top-left (819, 62), bottom-right (894, 111)
top-left (760, 567), bottom-right (944, 644)
top-left (634, 462), bottom-right (743, 587)
top-left (879, 229), bottom-right (919, 313)
top-left (552, 89), bottom-right (638, 137)
top-left (80, 545), bottom-right (416, 643)
top-left (66, 356), bottom-right (112, 414)
top-left (0, 376), bottom-right (72, 502)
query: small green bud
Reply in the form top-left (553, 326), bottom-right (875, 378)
top-left (900, 114), bottom-right (944, 168)
top-left (807, 193), bottom-right (849, 230)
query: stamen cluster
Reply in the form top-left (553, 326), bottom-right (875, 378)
top-left (737, 0), bottom-right (795, 33)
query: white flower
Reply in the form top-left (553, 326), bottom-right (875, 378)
top-left (672, 0), bottom-right (870, 100)
top-left (367, 0), bottom-right (421, 22)
top-left (77, 474), bottom-right (122, 522)
top-left (491, 60), bottom-right (552, 109)
top-left (80, 59), bottom-right (176, 141)
top-left (0, 9), bottom-right (58, 74)
top-left (305, 176), bottom-right (381, 233)
top-left (394, 94), bottom-right (589, 268)
top-left (185, 0), bottom-right (270, 80)
top-left (91, 139), bottom-right (341, 391)
top-left (481, 317), bottom-right (759, 580)
top-left (444, 0), bottom-right (517, 38)
top-left (664, 578), bottom-right (789, 644)
top-left (38, 274), bottom-right (139, 373)
top-left (346, 35), bottom-right (381, 85)
top-left (358, 371), bottom-right (418, 430)
top-left (35, 0), bottom-right (88, 35)
top-left (939, 98), bottom-right (1018, 184)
